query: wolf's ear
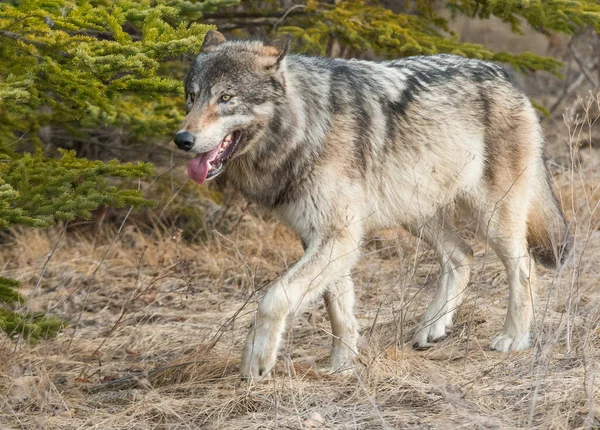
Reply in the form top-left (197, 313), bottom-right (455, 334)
top-left (265, 34), bottom-right (292, 64)
top-left (201, 30), bottom-right (227, 53)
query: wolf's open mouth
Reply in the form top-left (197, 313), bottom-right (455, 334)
top-left (188, 131), bottom-right (242, 184)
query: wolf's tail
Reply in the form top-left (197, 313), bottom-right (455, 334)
top-left (526, 159), bottom-right (572, 268)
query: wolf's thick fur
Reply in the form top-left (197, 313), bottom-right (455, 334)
top-left (177, 31), bottom-right (572, 379)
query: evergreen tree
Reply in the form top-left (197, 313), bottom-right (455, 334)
top-left (207, 0), bottom-right (600, 75)
top-left (0, 0), bottom-right (236, 342)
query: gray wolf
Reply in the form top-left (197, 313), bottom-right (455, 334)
top-left (174, 30), bottom-right (572, 379)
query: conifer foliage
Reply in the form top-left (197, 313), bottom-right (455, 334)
top-left (0, 277), bottom-right (63, 344)
top-left (228, 1), bottom-right (600, 74)
top-left (0, 0), bottom-right (235, 342)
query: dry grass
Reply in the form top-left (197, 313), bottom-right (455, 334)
top-left (1, 94), bottom-right (600, 429)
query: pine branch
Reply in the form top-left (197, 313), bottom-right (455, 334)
top-left (0, 29), bottom-right (68, 57)
top-left (202, 10), bottom-right (308, 19)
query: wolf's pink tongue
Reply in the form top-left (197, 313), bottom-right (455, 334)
top-left (188, 146), bottom-right (219, 184)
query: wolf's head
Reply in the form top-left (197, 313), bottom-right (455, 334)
top-left (174, 30), bottom-right (291, 184)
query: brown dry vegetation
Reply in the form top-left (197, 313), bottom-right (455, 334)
top-left (0, 93), bottom-right (598, 429)
top-left (2, 25), bottom-right (600, 430)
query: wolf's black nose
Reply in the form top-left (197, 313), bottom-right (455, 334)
top-left (174, 132), bottom-right (195, 151)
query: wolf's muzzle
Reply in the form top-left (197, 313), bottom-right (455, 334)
top-left (174, 132), bottom-right (195, 151)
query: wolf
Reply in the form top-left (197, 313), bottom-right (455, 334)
top-left (174, 30), bottom-right (572, 379)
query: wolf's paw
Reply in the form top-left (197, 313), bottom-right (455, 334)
top-left (412, 319), bottom-right (450, 349)
top-left (329, 355), bottom-right (355, 375)
top-left (325, 352), bottom-right (355, 375)
top-left (240, 325), bottom-right (278, 381)
top-left (328, 365), bottom-right (354, 375)
top-left (329, 343), bottom-right (357, 374)
top-left (240, 346), bottom-right (276, 381)
top-left (490, 331), bottom-right (530, 352)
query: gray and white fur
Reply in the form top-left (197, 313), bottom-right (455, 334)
top-left (175, 31), bottom-right (572, 379)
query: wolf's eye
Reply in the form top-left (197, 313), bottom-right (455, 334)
top-left (219, 94), bottom-right (232, 103)
top-left (188, 93), bottom-right (195, 103)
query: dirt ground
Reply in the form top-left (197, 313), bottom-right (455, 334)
top-left (0, 90), bottom-right (599, 429)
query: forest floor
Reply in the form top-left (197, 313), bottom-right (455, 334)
top-left (1, 95), bottom-right (599, 429)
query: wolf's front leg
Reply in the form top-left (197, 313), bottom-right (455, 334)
top-left (241, 225), bottom-right (362, 380)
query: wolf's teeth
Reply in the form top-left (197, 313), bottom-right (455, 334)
top-left (216, 133), bottom-right (234, 158)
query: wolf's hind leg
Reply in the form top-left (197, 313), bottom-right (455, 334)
top-left (411, 217), bottom-right (473, 349)
top-left (324, 275), bottom-right (359, 372)
top-left (484, 214), bottom-right (535, 352)
top-left (476, 98), bottom-right (541, 352)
